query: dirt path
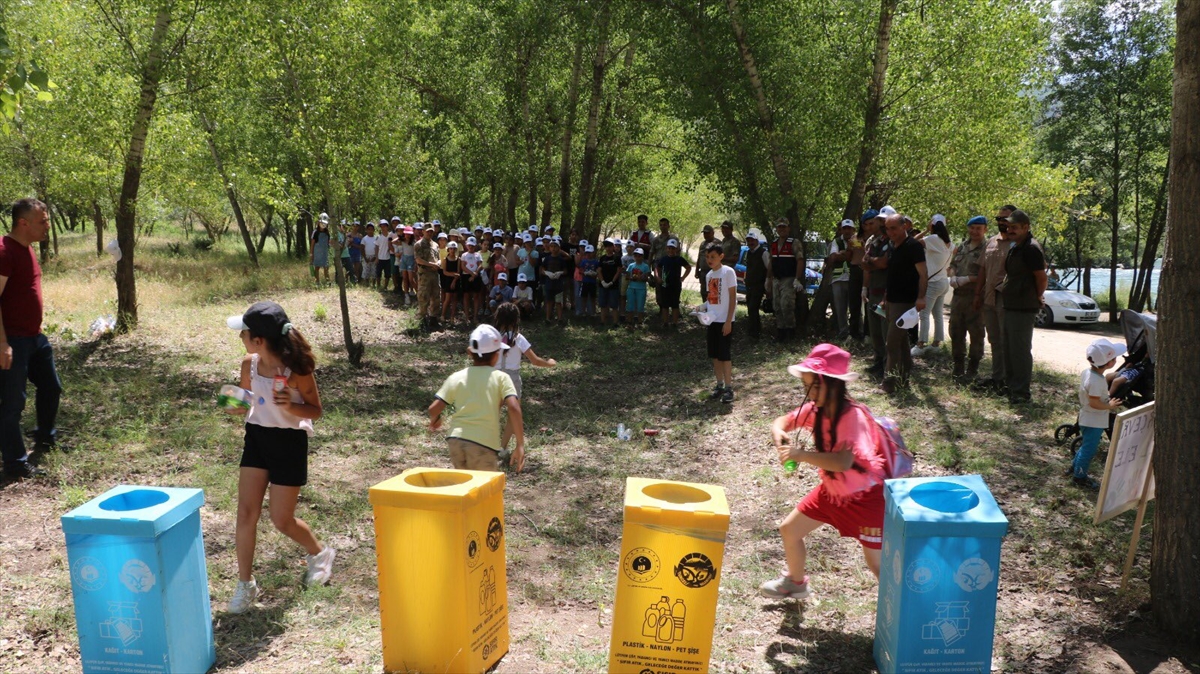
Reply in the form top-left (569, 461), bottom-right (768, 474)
top-left (1031, 322), bottom-right (1126, 373)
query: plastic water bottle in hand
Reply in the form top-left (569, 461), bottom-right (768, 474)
top-left (217, 385), bottom-right (252, 411)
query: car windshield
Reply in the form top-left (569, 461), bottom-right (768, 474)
top-left (1047, 279), bottom-right (1067, 291)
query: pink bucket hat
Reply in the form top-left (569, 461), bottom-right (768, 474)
top-left (787, 343), bottom-right (859, 381)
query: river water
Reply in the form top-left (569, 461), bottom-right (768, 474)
top-left (1058, 264), bottom-right (1161, 302)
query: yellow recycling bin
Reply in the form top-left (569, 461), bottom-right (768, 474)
top-left (609, 477), bottom-right (730, 674)
top-left (369, 468), bottom-right (509, 674)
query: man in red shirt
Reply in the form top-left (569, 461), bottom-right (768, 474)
top-left (1, 198), bottom-right (60, 479)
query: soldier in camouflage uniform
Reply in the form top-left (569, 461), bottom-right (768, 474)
top-left (948, 216), bottom-right (988, 380)
top-left (414, 226), bottom-right (442, 330)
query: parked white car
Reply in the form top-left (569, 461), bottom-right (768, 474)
top-left (1038, 279), bottom-right (1102, 327)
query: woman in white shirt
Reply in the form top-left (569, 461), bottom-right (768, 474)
top-left (912, 216), bottom-right (955, 356)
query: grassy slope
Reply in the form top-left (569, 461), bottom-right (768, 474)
top-left (0, 232), bottom-right (1178, 673)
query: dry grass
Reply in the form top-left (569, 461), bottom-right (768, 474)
top-left (0, 231), bottom-right (1194, 673)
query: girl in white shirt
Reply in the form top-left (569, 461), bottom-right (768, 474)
top-left (493, 302), bottom-right (557, 450)
top-left (913, 217), bottom-right (955, 355)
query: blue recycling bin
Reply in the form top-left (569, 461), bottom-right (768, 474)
top-left (61, 485), bottom-right (215, 674)
top-left (874, 475), bottom-right (1008, 674)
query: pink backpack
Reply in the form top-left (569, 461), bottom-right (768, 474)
top-left (847, 402), bottom-right (914, 479)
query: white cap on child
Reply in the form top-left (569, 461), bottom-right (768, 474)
top-left (468, 324), bottom-right (510, 355)
top-left (1087, 338), bottom-right (1126, 366)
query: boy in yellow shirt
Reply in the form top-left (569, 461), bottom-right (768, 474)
top-left (428, 325), bottom-right (526, 472)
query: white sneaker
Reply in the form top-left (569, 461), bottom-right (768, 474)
top-left (910, 345), bottom-right (926, 357)
top-left (305, 546), bottom-right (337, 586)
top-left (228, 578), bottom-right (259, 614)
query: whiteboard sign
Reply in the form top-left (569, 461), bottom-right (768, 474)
top-left (1094, 402), bottom-right (1155, 525)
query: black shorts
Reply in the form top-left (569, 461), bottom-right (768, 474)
top-left (580, 283), bottom-right (597, 298)
top-left (240, 423), bottom-right (309, 487)
top-left (706, 322), bottom-right (733, 362)
top-left (658, 285), bottom-right (682, 309)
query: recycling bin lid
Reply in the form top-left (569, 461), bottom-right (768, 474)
top-left (623, 477), bottom-right (730, 534)
top-left (61, 485), bottom-right (205, 538)
top-left (885, 474), bottom-right (1008, 538)
top-left (369, 468), bottom-right (505, 512)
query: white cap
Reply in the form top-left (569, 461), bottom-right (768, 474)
top-left (840, 219), bottom-right (855, 229)
top-left (896, 307), bottom-right (919, 330)
top-left (497, 272), bottom-right (508, 281)
top-left (579, 239), bottom-right (589, 246)
top-left (932, 213), bottom-right (947, 226)
top-left (517, 273), bottom-right (528, 282)
top-left (414, 222), bottom-right (425, 229)
top-left (379, 219), bottom-right (388, 226)
top-left (536, 238), bottom-right (545, 245)
top-left (880, 205), bottom-right (898, 216)
top-left (545, 225), bottom-right (556, 231)
top-left (494, 229), bottom-right (504, 236)
top-left (447, 241), bottom-right (459, 249)
top-left (318, 212), bottom-right (330, 223)
top-left (585, 245), bottom-right (595, 253)
top-left (466, 236), bottom-right (477, 246)
top-left (528, 225), bottom-right (539, 232)
top-left (391, 216), bottom-right (402, 223)
top-left (1087, 338), bottom-right (1126, 366)
top-left (667, 239), bottom-right (679, 248)
top-left (492, 242), bottom-right (503, 249)
top-left (522, 233), bottom-right (533, 242)
top-left (474, 225), bottom-right (483, 231)
top-left (635, 247), bottom-right (646, 255)
top-left (468, 324), bottom-right (509, 355)
top-left (437, 232), bottom-right (448, 239)
top-left (746, 229), bottom-right (763, 241)
top-left (459, 227), bottom-right (470, 235)
top-left (432, 219), bottom-right (441, 225)
top-left (552, 235), bottom-right (562, 243)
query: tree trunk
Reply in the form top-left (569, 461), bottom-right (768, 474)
top-left (506, 186), bottom-right (519, 231)
top-left (114, 7), bottom-right (173, 333)
top-left (1132, 158), bottom-right (1168, 312)
top-left (559, 40), bottom-right (585, 232)
top-left (573, 2), bottom-right (610, 237)
top-left (1151, 0), bottom-right (1200, 641)
top-left (588, 39), bottom-right (637, 242)
top-left (1083, 262), bottom-right (1092, 297)
top-left (256, 207), bottom-right (274, 255)
top-left (843, 0), bottom-right (897, 220)
top-left (92, 200), bottom-right (105, 257)
top-left (198, 109), bottom-right (258, 266)
top-left (725, 0), bottom-right (800, 231)
top-left (518, 45), bottom-right (538, 229)
top-left (1109, 95), bottom-right (1122, 323)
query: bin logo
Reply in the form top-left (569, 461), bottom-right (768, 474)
top-left (623, 547), bottom-right (660, 583)
top-left (674, 552), bottom-right (716, 589)
top-left (486, 517), bottom-right (503, 552)
top-left (466, 531), bottom-right (482, 569)
top-left (119, 559), bottom-right (156, 593)
top-left (905, 557), bottom-right (942, 593)
top-left (641, 596), bottom-right (686, 644)
top-left (954, 557), bottom-right (995, 592)
top-left (99, 601), bottom-right (144, 646)
top-left (479, 566), bottom-right (498, 615)
top-left (71, 556), bottom-right (106, 592)
top-left (922, 601), bottom-right (970, 646)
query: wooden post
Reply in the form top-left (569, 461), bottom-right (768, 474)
top-left (1121, 468), bottom-right (1155, 592)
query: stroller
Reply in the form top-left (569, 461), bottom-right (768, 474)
top-left (1054, 309), bottom-right (1156, 454)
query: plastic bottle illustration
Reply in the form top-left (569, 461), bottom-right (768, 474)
top-left (672, 599), bottom-right (686, 642)
top-left (642, 605), bottom-right (658, 638)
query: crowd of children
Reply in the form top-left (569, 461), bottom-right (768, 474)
top-left (323, 216), bottom-right (728, 332)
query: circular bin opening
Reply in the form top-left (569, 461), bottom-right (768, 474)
top-left (642, 483), bottom-right (712, 505)
top-left (404, 471), bottom-right (473, 488)
top-left (909, 481), bottom-right (980, 513)
top-left (99, 489), bottom-right (171, 512)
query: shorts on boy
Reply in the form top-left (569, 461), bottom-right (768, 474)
top-left (706, 322), bottom-right (732, 362)
top-left (448, 437), bottom-right (500, 471)
top-left (377, 261), bottom-right (392, 280)
top-left (798, 483), bottom-right (884, 549)
top-left (543, 279), bottom-right (564, 302)
top-left (361, 259), bottom-right (377, 280)
top-left (598, 285), bottom-right (621, 309)
top-left (658, 285), bottom-right (681, 310)
top-left (240, 424), bottom-right (308, 487)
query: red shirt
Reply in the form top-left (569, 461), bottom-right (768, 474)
top-left (0, 235), bottom-right (43, 338)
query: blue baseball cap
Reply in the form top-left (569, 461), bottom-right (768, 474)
top-left (860, 209), bottom-right (880, 225)
top-left (967, 215), bottom-right (988, 226)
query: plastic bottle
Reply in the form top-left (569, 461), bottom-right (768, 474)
top-left (617, 423), bottom-right (626, 439)
top-left (784, 459), bottom-right (798, 472)
top-left (217, 385), bottom-right (252, 410)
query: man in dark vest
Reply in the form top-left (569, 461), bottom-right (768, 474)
top-left (769, 218), bottom-right (802, 342)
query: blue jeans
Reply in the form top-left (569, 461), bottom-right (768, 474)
top-left (1072, 426), bottom-right (1105, 478)
top-left (1, 334), bottom-right (62, 469)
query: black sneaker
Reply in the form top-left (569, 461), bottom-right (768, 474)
top-left (4, 463), bottom-right (46, 479)
top-left (708, 385), bottom-right (725, 400)
top-left (720, 388), bottom-right (735, 404)
top-left (1072, 475), bottom-right (1100, 491)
